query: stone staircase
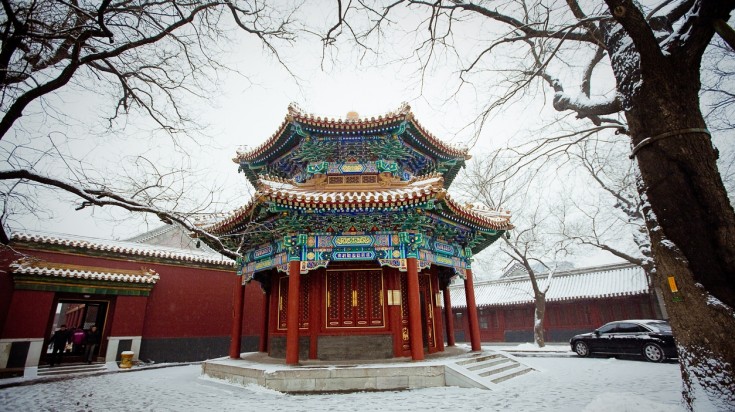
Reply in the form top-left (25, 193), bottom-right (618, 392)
top-left (445, 351), bottom-right (535, 390)
top-left (37, 362), bottom-right (108, 378)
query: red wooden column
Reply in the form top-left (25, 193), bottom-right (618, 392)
top-left (259, 285), bottom-right (270, 353)
top-left (406, 257), bottom-right (424, 361)
top-left (229, 276), bottom-right (245, 359)
top-left (285, 260), bottom-right (301, 365)
top-left (443, 286), bottom-right (456, 347)
top-left (464, 269), bottom-right (482, 352)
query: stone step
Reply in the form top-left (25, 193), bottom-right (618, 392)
top-left (490, 366), bottom-right (534, 384)
top-left (467, 357), bottom-right (512, 371)
top-left (38, 363), bottom-right (107, 377)
top-left (456, 353), bottom-right (501, 366)
top-left (445, 351), bottom-right (536, 390)
top-left (478, 361), bottom-right (520, 377)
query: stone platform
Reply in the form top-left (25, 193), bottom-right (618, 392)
top-left (201, 347), bottom-right (536, 393)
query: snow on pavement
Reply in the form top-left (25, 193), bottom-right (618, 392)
top-left (0, 355), bottom-right (686, 412)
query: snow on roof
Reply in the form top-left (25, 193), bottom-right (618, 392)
top-left (450, 263), bottom-right (648, 308)
top-left (10, 230), bottom-right (234, 266)
top-left (11, 259), bottom-right (160, 284)
top-left (203, 173), bottom-right (512, 234)
top-left (258, 173), bottom-right (443, 203)
top-left (235, 103), bottom-right (469, 163)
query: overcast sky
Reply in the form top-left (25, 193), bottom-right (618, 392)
top-left (6, 5), bottom-right (537, 242)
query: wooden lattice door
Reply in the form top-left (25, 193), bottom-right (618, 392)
top-left (419, 273), bottom-right (436, 349)
top-left (326, 269), bottom-right (384, 328)
top-left (276, 274), bottom-right (310, 330)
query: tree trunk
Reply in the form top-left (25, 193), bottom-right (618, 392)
top-left (534, 293), bottom-right (546, 348)
top-left (627, 66), bottom-right (735, 409)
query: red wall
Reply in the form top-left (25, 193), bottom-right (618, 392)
top-left (3, 247), bottom-right (264, 341)
top-left (141, 264), bottom-right (264, 338)
top-left (109, 296), bottom-right (148, 337)
top-left (3, 290), bottom-right (55, 339)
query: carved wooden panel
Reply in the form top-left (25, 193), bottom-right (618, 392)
top-left (325, 269), bottom-right (384, 328)
top-left (277, 275), bottom-right (310, 331)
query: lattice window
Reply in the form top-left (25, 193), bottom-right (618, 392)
top-left (345, 176), bottom-right (360, 184)
top-left (362, 175), bottom-right (377, 184)
top-left (326, 270), bottom-right (384, 328)
top-left (277, 275), bottom-right (310, 331)
top-left (328, 176), bottom-right (343, 184)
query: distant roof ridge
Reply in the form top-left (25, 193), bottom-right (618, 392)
top-left (450, 262), bottom-right (648, 308)
top-left (125, 224), bottom-right (176, 243)
top-left (10, 229), bottom-right (233, 266)
top-left (497, 261), bottom-right (638, 281)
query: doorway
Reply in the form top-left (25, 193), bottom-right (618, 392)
top-left (44, 299), bottom-right (110, 365)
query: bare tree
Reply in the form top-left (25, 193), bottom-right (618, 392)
top-left (333, 1), bottom-right (735, 407)
top-left (556, 136), bottom-right (667, 318)
top-left (459, 154), bottom-right (567, 348)
top-left (0, 0), bottom-right (295, 253)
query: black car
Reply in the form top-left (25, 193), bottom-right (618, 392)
top-left (569, 319), bottom-right (677, 362)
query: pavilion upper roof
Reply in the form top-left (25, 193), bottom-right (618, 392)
top-left (233, 104), bottom-right (471, 188)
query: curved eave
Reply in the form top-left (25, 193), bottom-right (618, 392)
top-left (438, 196), bottom-right (513, 232)
top-left (470, 231), bottom-right (505, 254)
top-left (205, 183), bottom-right (512, 246)
top-left (442, 161), bottom-right (465, 188)
top-left (203, 178), bottom-right (446, 235)
top-left (233, 104), bottom-right (469, 169)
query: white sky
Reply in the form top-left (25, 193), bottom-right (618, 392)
top-left (5, 7), bottom-right (532, 240)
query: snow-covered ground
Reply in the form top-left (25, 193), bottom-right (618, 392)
top-left (0, 346), bottom-right (687, 412)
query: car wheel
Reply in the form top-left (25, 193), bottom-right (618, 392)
top-left (574, 341), bottom-right (590, 357)
top-left (643, 343), bottom-right (664, 362)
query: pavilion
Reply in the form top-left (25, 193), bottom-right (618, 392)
top-left (202, 104), bottom-right (512, 364)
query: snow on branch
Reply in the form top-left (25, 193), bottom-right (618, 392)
top-left (0, 169), bottom-right (239, 260)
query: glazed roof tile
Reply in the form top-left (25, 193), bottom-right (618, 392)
top-left (11, 259), bottom-right (160, 284)
top-left (202, 174), bottom-right (513, 234)
top-left (450, 263), bottom-right (648, 308)
top-left (10, 231), bottom-right (233, 266)
top-left (235, 103), bottom-right (469, 163)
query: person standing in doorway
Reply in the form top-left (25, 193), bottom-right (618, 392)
top-left (84, 325), bottom-right (101, 364)
top-left (71, 326), bottom-right (86, 354)
top-left (49, 324), bottom-right (70, 366)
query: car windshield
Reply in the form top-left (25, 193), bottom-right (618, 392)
top-left (643, 320), bottom-right (671, 333)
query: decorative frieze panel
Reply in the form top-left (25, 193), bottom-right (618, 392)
top-left (240, 232), bottom-right (471, 280)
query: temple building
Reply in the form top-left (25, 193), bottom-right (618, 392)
top-left (202, 104), bottom-right (513, 364)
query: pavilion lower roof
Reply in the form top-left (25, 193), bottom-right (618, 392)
top-left (202, 174), bottom-right (513, 237)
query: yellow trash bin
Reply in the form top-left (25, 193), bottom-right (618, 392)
top-left (120, 351), bottom-right (134, 369)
